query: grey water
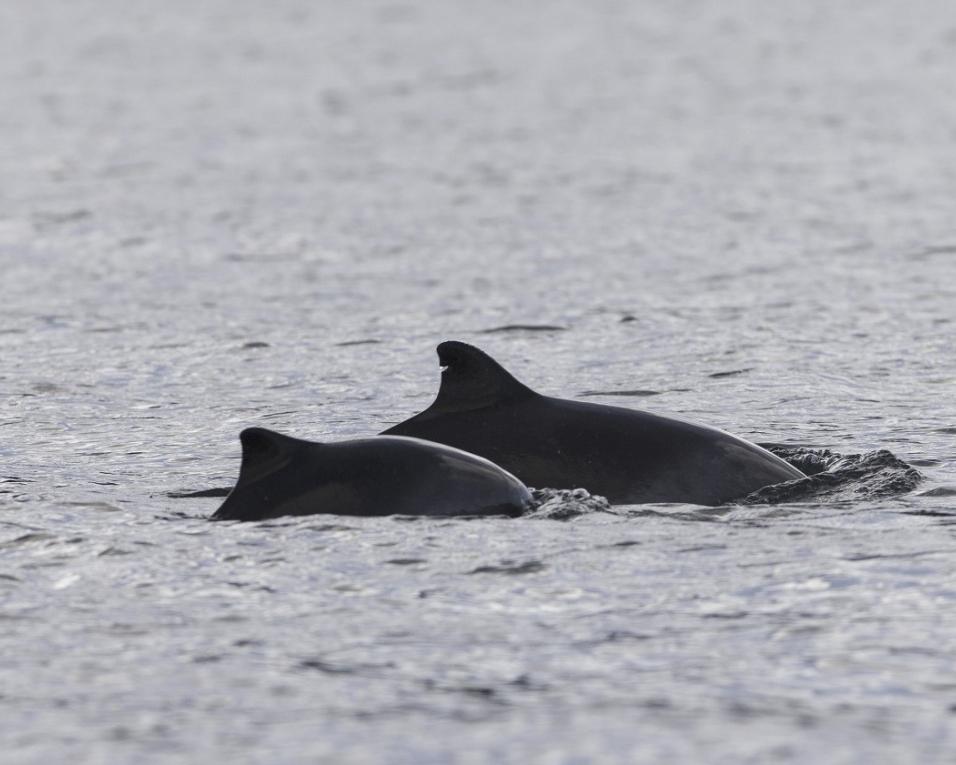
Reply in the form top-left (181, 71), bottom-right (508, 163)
top-left (2, 0), bottom-right (956, 762)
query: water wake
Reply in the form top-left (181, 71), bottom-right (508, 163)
top-left (743, 446), bottom-right (923, 504)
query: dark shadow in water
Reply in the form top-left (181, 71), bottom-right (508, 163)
top-left (708, 368), bottom-right (754, 379)
top-left (578, 389), bottom-right (662, 397)
top-left (468, 560), bottom-right (546, 575)
top-left (168, 487), bottom-right (230, 498)
top-left (478, 324), bottom-right (567, 333)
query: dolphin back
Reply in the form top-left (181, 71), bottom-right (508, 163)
top-left (212, 429), bottom-right (533, 521)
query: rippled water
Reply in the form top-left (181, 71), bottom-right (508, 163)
top-left (2, 0), bottom-right (956, 762)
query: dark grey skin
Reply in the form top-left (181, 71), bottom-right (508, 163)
top-left (212, 427), bottom-right (533, 521)
top-left (382, 341), bottom-right (806, 506)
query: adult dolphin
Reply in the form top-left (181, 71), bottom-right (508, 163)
top-left (382, 341), bottom-right (805, 505)
top-left (213, 427), bottom-right (533, 521)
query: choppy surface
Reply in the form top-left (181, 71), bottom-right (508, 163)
top-left (2, 0), bottom-right (956, 762)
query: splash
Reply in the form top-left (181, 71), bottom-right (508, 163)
top-left (742, 447), bottom-right (923, 504)
top-left (527, 488), bottom-right (611, 519)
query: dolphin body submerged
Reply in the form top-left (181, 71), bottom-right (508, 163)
top-left (213, 427), bottom-right (533, 521)
top-left (382, 341), bottom-right (805, 506)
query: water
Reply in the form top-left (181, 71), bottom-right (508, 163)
top-left (2, 0), bottom-right (956, 762)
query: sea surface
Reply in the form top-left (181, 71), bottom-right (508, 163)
top-left (2, 1), bottom-right (956, 763)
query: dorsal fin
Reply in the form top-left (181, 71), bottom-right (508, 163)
top-left (235, 427), bottom-right (311, 486)
top-left (430, 341), bottom-right (536, 414)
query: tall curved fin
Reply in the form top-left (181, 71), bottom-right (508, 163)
top-left (429, 341), bottom-right (536, 414)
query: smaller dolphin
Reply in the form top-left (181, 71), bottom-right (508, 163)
top-left (212, 427), bottom-right (533, 521)
top-left (383, 341), bottom-right (806, 505)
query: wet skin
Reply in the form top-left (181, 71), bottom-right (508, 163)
top-left (213, 427), bottom-right (533, 521)
top-left (383, 341), bottom-right (806, 506)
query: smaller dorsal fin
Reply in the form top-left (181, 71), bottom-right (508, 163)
top-left (236, 427), bottom-right (311, 486)
top-left (430, 341), bottom-right (536, 414)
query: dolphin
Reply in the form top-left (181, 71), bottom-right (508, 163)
top-left (212, 427), bottom-right (533, 521)
top-left (381, 341), bottom-right (806, 505)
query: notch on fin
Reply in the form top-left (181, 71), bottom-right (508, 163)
top-left (431, 341), bottom-right (536, 413)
